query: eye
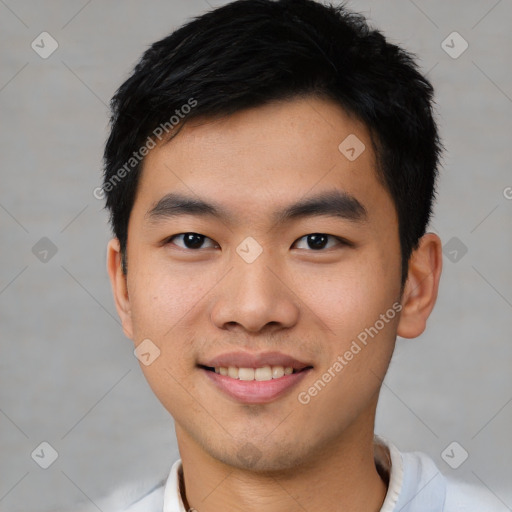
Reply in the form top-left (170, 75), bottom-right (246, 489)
top-left (293, 233), bottom-right (347, 250)
top-left (166, 232), bottom-right (218, 250)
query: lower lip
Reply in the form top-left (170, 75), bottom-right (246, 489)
top-left (202, 368), bottom-right (311, 404)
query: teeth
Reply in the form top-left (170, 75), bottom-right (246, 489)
top-left (238, 368), bottom-right (254, 381)
top-left (272, 366), bottom-right (284, 379)
top-left (213, 365), bottom-right (295, 381)
top-left (255, 366), bottom-right (272, 381)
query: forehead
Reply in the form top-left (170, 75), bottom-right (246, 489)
top-left (132, 97), bottom-right (396, 230)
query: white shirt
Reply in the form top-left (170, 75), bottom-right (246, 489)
top-left (92, 437), bottom-right (505, 511)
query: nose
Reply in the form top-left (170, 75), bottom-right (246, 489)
top-left (210, 252), bottom-right (300, 334)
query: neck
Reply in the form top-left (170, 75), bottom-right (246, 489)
top-left (175, 403), bottom-right (388, 512)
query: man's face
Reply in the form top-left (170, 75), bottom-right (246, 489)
top-left (118, 97), bottom-right (404, 470)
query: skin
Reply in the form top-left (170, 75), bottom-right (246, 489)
top-left (107, 97), bottom-right (442, 512)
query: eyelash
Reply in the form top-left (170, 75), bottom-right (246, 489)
top-left (164, 232), bottom-right (351, 251)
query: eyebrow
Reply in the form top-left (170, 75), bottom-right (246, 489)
top-left (146, 189), bottom-right (368, 226)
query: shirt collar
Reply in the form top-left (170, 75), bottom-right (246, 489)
top-left (163, 459), bottom-right (188, 512)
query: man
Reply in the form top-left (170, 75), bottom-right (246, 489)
top-left (98, 0), bottom-right (499, 510)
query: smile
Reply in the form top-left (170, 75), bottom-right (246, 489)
top-left (200, 365), bottom-right (312, 404)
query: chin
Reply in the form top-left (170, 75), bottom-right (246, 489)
top-left (206, 439), bottom-right (309, 474)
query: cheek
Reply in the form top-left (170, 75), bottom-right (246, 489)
top-left (127, 265), bottom-right (208, 411)
top-left (292, 251), bottom-right (396, 339)
top-left (127, 263), bottom-right (213, 340)
top-left (293, 266), bottom-right (399, 426)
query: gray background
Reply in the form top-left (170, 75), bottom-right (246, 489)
top-left (1, 0), bottom-right (511, 510)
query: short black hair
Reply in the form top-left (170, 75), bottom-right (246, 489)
top-left (103, 0), bottom-right (443, 288)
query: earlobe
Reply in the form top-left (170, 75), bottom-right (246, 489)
top-left (106, 238), bottom-right (134, 339)
top-left (397, 233), bottom-right (443, 339)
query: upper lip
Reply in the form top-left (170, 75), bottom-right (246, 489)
top-left (200, 351), bottom-right (311, 370)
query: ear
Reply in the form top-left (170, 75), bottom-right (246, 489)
top-left (107, 238), bottom-right (134, 339)
top-left (397, 232), bottom-right (443, 339)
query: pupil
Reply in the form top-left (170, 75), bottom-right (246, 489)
top-left (308, 234), bottom-right (327, 250)
top-left (184, 233), bottom-right (204, 249)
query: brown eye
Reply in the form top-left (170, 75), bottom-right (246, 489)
top-left (293, 233), bottom-right (345, 250)
top-left (167, 233), bottom-right (218, 250)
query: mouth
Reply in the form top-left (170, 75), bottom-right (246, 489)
top-left (197, 352), bottom-right (313, 404)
